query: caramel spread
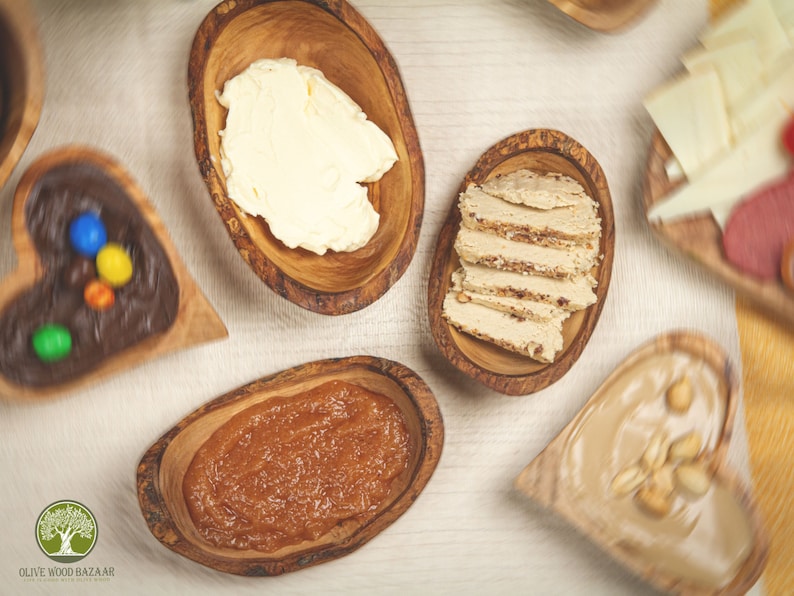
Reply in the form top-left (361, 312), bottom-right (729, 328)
top-left (560, 352), bottom-right (753, 589)
top-left (183, 380), bottom-right (411, 553)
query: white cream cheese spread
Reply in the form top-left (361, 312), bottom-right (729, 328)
top-left (216, 58), bottom-right (398, 255)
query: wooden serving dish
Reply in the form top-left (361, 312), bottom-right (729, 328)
top-left (188, 0), bottom-right (424, 315)
top-left (545, 0), bottom-right (657, 32)
top-left (643, 132), bottom-right (794, 328)
top-left (0, 0), bottom-right (44, 190)
top-left (137, 356), bottom-right (444, 576)
top-left (0, 146), bottom-right (227, 400)
top-left (427, 129), bottom-right (614, 395)
top-left (516, 331), bottom-right (768, 594)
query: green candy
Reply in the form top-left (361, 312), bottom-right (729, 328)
top-left (32, 324), bottom-right (72, 362)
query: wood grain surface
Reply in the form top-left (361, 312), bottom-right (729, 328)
top-left (0, 146), bottom-right (228, 400)
top-left (515, 331), bottom-right (768, 595)
top-left (137, 356), bottom-right (444, 576)
top-left (642, 132), bottom-right (794, 328)
top-left (188, 0), bottom-right (424, 315)
top-left (0, 0), bottom-right (44, 190)
top-left (427, 129), bottom-right (614, 396)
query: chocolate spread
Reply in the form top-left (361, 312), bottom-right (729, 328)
top-left (0, 162), bottom-right (179, 387)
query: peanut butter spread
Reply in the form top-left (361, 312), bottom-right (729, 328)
top-left (183, 380), bottom-right (411, 553)
top-left (559, 351), bottom-right (753, 589)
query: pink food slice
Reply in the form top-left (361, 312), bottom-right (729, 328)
top-left (723, 171), bottom-right (794, 280)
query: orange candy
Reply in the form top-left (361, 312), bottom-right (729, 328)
top-left (84, 279), bottom-right (115, 311)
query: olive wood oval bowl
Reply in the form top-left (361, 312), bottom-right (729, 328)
top-left (643, 131), bottom-right (794, 328)
top-left (137, 355), bottom-right (444, 576)
top-left (189, 0), bottom-right (424, 315)
top-left (516, 330), bottom-right (768, 594)
top-left (545, 0), bottom-right (657, 32)
top-left (0, 146), bottom-right (227, 400)
top-left (428, 129), bottom-right (614, 396)
top-left (0, 0), bottom-right (44, 190)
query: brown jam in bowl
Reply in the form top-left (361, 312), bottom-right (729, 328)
top-left (182, 380), bottom-right (412, 553)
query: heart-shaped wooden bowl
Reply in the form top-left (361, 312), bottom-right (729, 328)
top-left (0, 146), bottom-right (228, 400)
top-left (545, 0), bottom-right (657, 32)
top-left (643, 132), bottom-right (794, 327)
top-left (188, 0), bottom-right (424, 315)
top-left (0, 0), bottom-right (44, 190)
top-left (428, 129), bottom-right (614, 396)
top-left (516, 331), bottom-right (768, 594)
top-left (137, 356), bottom-right (444, 576)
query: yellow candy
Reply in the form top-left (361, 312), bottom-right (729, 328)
top-left (96, 243), bottom-right (133, 287)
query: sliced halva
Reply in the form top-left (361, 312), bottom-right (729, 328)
top-left (480, 169), bottom-right (588, 210)
top-left (459, 185), bottom-right (601, 245)
top-left (450, 269), bottom-right (570, 324)
top-left (442, 291), bottom-right (564, 363)
top-left (458, 261), bottom-right (598, 312)
top-left (454, 226), bottom-right (599, 279)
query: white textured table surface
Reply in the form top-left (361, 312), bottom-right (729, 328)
top-left (0, 0), bottom-right (761, 594)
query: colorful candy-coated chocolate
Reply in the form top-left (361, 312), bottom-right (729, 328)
top-left (84, 280), bottom-right (115, 310)
top-left (69, 212), bottom-right (107, 258)
top-left (32, 324), bottom-right (72, 362)
top-left (96, 243), bottom-right (133, 287)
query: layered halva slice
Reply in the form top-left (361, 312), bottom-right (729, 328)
top-left (454, 226), bottom-right (599, 279)
top-left (459, 185), bottom-right (600, 246)
top-left (450, 269), bottom-right (570, 324)
top-left (458, 261), bottom-right (598, 312)
top-left (442, 290), bottom-right (564, 364)
top-left (480, 169), bottom-right (587, 210)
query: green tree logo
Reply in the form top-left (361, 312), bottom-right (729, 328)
top-left (36, 501), bottom-right (98, 563)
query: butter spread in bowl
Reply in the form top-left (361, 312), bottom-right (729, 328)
top-left (216, 58), bottom-right (398, 255)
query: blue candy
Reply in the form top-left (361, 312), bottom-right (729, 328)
top-left (69, 212), bottom-right (107, 257)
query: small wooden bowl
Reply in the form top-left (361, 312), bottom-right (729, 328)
top-left (545, 0), bottom-right (657, 32)
top-left (188, 0), bottom-right (424, 315)
top-left (516, 331), bottom-right (768, 594)
top-left (0, 146), bottom-right (228, 400)
top-left (427, 129), bottom-right (615, 396)
top-left (643, 131), bottom-right (794, 327)
top-left (0, 0), bottom-right (44, 190)
top-left (137, 356), bottom-right (444, 576)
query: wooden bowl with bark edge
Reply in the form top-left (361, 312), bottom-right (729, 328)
top-left (545, 0), bottom-right (657, 32)
top-left (427, 129), bottom-right (614, 396)
top-left (137, 355), bottom-right (444, 576)
top-left (188, 0), bottom-right (424, 315)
